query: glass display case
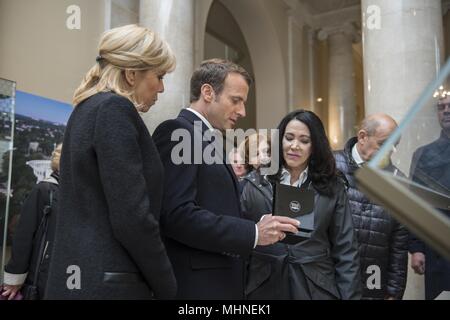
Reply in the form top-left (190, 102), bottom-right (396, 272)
top-left (0, 78), bottom-right (16, 285)
top-left (356, 60), bottom-right (450, 260)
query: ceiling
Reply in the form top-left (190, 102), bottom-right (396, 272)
top-left (299, 0), bottom-right (361, 15)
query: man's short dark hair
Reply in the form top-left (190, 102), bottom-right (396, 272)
top-left (190, 59), bottom-right (253, 103)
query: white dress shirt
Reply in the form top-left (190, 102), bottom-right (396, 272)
top-left (351, 144), bottom-right (365, 167)
top-left (280, 167), bottom-right (309, 187)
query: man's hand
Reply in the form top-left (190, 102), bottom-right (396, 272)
top-left (256, 214), bottom-right (300, 246)
top-left (1, 284), bottom-right (22, 300)
top-left (411, 252), bottom-right (426, 275)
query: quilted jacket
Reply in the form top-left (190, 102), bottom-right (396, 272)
top-left (334, 137), bottom-right (409, 300)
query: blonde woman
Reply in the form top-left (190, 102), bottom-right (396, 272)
top-left (44, 24), bottom-right (177, 300)
top-left (239, 133), bottom-right (271, 173)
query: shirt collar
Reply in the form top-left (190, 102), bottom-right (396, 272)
top-left (280, 167), bottom-right (309, 187)
top-left (186, 107), bottom-right (214, 131)
top-left (352, 144), bottom-right (365, 166)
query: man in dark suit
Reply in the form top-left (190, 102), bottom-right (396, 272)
top-left (45, 93), bottom-right (176, 300)
top-left (153, 59), bottom-right (300, 299)
top-left (409, 95), bottom-right (450, 300)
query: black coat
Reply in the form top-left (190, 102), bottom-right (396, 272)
top-left (4, 172), bottom-right (59, 299)
top-left (44, 92), bottom-right (176, 300)
top-left (153, 109), bottom-right (256, 299)
top-left (241, 170), bottom-right (362, 300)
top-left (409, 131), bottom-right (450, 300)
top-left (334, 138), bottom-right (409, 300)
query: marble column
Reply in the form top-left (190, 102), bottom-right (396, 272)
top-left (318, 23), bottom-right (359, 149)
top-left (361, 0), bottom-right (445, 300)
top-left (362, 0), bottom-right (444, 139)
top-left (139, 0), bottom-right (195, 133)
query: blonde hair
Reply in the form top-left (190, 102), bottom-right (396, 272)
top-left (73, 24), bottom-right (176, 107)
top-left (51, 143), bottom-right (63, 172)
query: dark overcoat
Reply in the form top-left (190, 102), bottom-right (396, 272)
top-left (45, 92), bottom-right (176, 300)
top-left (334, 137), bottom-right (409, 299)
top-left (5, 173), bottom-right (59, 299)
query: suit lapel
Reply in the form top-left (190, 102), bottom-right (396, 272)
top-left (178, 109), bottom-right (242, 212)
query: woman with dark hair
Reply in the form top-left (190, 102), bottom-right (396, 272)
top-left (241, 110), bottom-right (361, 300)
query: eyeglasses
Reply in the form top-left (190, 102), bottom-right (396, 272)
top-left (437, 103), bottom-right (450, 112)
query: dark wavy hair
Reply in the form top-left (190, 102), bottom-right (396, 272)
top-left (268, 110), bottom-right (338, 196)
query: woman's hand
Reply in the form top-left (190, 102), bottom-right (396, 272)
top-left (1, 284), bottom-right (22, 300)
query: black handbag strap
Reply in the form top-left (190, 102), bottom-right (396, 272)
top-left (31, 189), bottom-right (53, 287)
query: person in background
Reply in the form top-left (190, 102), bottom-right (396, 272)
top-left (240, 132), bottom-right (272, 220)
top-left (2, 144), bottom-right (62, 300)
top-left (334, 113), bottom-right (409, 300)
top-left (240, 133), bottom-right (271, 174)
top-left (229, 148), bottom-right (248, 180)
top-left (409, 95), bottom-right (450, 300)
top-left (241, 110), bottom-right (361, 300)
